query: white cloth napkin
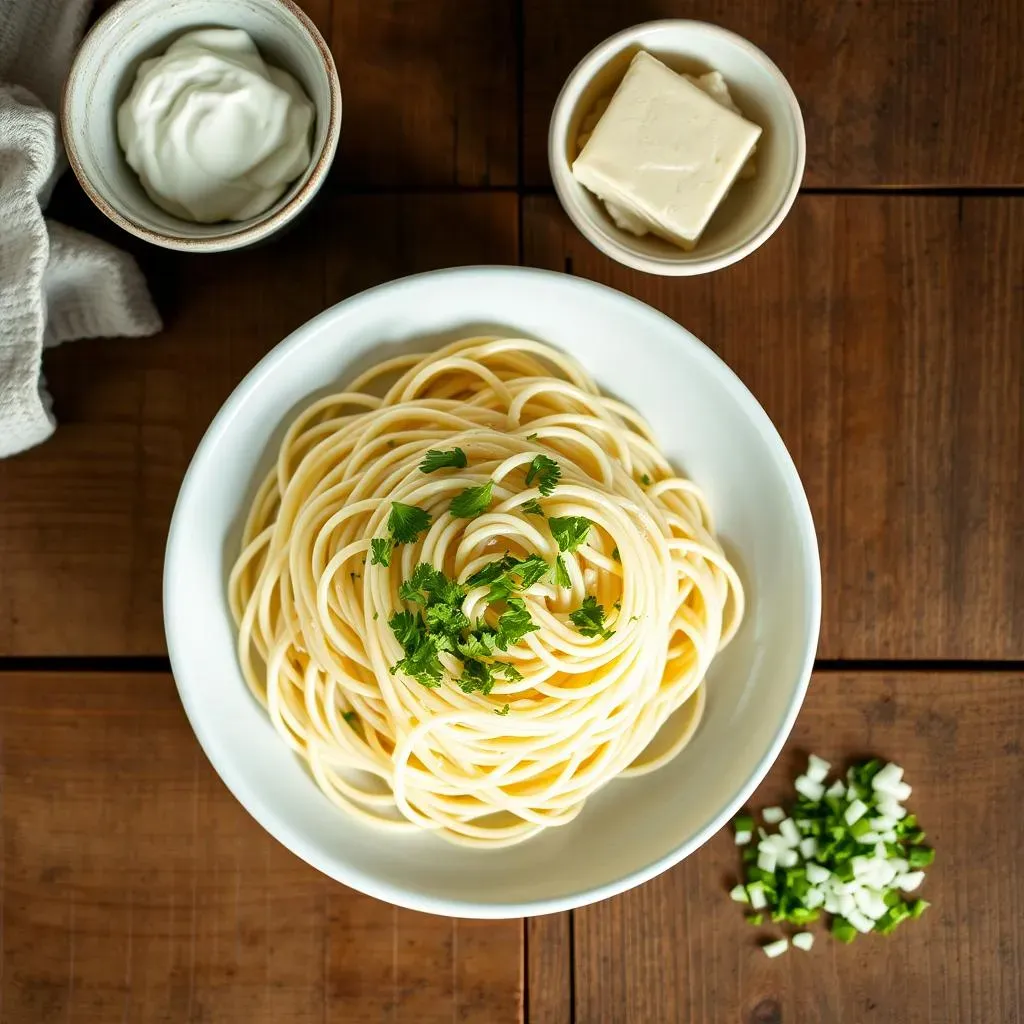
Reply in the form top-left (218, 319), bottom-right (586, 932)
top-left (0, 0), bottom-right (161, 459)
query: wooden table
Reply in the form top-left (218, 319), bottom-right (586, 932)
top-left (1, 2), bottom-right (1021, 1021)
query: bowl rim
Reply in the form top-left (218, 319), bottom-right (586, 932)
top-left (548, 19), bottom-right (807, 277)
top-left (163, 265), bottom-right (822, 917)
top-left (60, 0), bottom-right (341, 253)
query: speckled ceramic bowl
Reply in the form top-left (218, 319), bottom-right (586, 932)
top-left (62, 0), bottom-right (341, 252)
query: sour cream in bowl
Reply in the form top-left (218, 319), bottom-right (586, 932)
top-left (62, 0), bottom-right (341, 252)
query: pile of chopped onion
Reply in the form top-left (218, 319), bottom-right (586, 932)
top-left (729, 756), bottom-right (933, 956)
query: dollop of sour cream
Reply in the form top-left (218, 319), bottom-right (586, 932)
top-left (117, 28), bottom-right (315, 223)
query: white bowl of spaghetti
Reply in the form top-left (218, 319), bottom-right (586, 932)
top-left (164, 267), bottom-right (819, 917)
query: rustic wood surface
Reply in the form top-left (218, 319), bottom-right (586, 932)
top-left (1, 0), bottom-right (1022, 1021)
top-left (0, 673), bottom-right (523, 1023)
top-left (568, 671), bottom-right (1024, 1024)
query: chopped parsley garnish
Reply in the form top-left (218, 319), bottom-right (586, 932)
top-left (388, 501), bottom-right (432, 544)
top-left (389, 562), bottom-right (536, 694)
top-left (419, 448), bottom-right (467, 473)
top-left (554, 555), bottom-right (571, 588)
top-left (639, 473), bottom-right (652, 486)
top-left (495, 703), bottom-right (511, 716)
top-left (370, 537), bottom-right (393, 567)
top-left (611, 546), bottom-right (621, 562)
top-left (525, 433), bottom-right (538, 441)
top-left (521, 498), bottom-right (545, 517)
top-left (569, 595), bottom-right (614, 639)
top-left (494, 598), bottom-right (539, 650)
top-left (525, 454), bottom-right (561, 496)
top-left (459, 659), bottom-right (495, 695)
top-left (549, 515), bottom-right (592, 553)
top-left (466, 553), bottom-right (549, 602)
top-left (450, 480), bottom-right (494, 518)
top-left (342, 711), bottom-right (359, 726)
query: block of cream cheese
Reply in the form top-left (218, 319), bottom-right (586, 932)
top-left (572, 51), bottom-right (762, 251)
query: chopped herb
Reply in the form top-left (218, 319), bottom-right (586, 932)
top-left (613, 600), bottom-right (621, 610)
top-left (639, 473), bottom-right (652, 486)
top-left (450, 480), bottom-right (494, 518)
top-left (611, 546), bottom-right (620, 562)
top-left (554, 555), bottom-right (571, 588)
top-left (549, 515), bottom-right (592, 553)
top-left (342, 711), bottom-right (359, 726)
top-left (492, 661), bottom-right (523, 682)
top-left (458, 659), bottom-right (495, 695)
top-left (569, 595), bottom-right (613, 639)
top-left (372, 611), bottom-right (379, 621)
top-left (370, 537), bottom-right (393, 567)
top-left (466, 553), bottom-right (549, 602)
top-left (494, 597), bottom-right (539, 650)
top-left (387, 502), bottom-right (432, 544)
top-left (349, 571), bottom-right (359, 582)
top-left (495, 703), bottom-right (511, 716)
top-left (389, 610), bottom-right (444, 688)
top-left (525, 433), bottom-right (538, 441)
top-left (419, 448), bottom-right (468, 473)
top-left (425, 601), bottom-right (471, 635)
top-left (457, 632), bottom-right (498, 660)
top-left (525, 454), bottom-right (561, 496)
top-left (521, 498), bottom-right (545, 517)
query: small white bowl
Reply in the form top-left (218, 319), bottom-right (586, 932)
top-left (62, 0), bottom-right (341, 253)
top-left (549, 21), bottom-right (805, 276)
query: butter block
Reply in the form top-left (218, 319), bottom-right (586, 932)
top-left (572, 51), bottom-right (762, 251)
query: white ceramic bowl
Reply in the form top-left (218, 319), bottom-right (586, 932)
top-left (549, 21), bottom-right (805, 276)
top-left (164, 267), bottom-right (820, 917)
top-left (62, 0), bottom-right (341, 252)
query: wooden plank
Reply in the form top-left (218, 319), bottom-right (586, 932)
top-left (522, 194), bottom-right (1024, 660)
top-left (526, 915), bottom-right (573, 1024)
top-left (0, 191), bottom-right (518, 656)
top-left (522, 0), bottom-right (1024, 187)
top-left (329, 0), bottom-right (518, 188)
top-left (0, 672), bottom-right (523, 1024)
top-left (570, 670), bottom-right (1024, 1024)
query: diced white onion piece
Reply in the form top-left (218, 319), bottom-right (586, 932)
top-left (758, 826), bottom-right (770, 841)
top-left (888, 781), bottom-right (913, 801)
top-left (872, 861), bottom-right (897, 888)
top-left (779, 848), bottom-right (799, 869)
top-left (806, 754), bottom-right (831, 784)
top-left (890, 857), bottom-right (909, 874)
top-left (872, 763), bottom-right (904, 791)
top-left (757, 849), bottom-right (777, 873)
top-left (874, 842), bottom-right (888, 860)
top-left (792, 932), bottom-right (815, 951)
top-left (735, 830), bottom-right (753, 846)
top-left (837, 893), bottom-right (856, 917)
top-left (854, 887), bottom-right (887, 920)
top-left (898, 871), bottom-right (926, 892)
top-left (763, 939), bottom-right (789, 958)
top-left (881, 830), bottom-right (898, 842)
top-left (779, 818), bottom-right (801, 847)
top-left (805, 887), bottom-right (825, 910)
top-left (870, 815), bottom-right (897, 831)
top-left (847, 908), bottom-right (876, 934)
top-left (805, 862), bottom-right (830, 885)
top-left (876, 797), bottom-right (907, 820)
top-left (855, 830), bottom-right (882, 844)
top-left (799, 837), bottom-right (818, 860)
top-left (851, 856), bottom-right (874, 878)
top-left (824, 894), bottom-right (840, 914)
top-left (762, 806), bottom-right (785, 824)
top-left (730, 885), bottom-right (750, 903)
top-left (834, 880), bottom-right (860, 896)
top-left (795, 775), bottom-right (825, 801)
top-left (845, 799), bottom-right (868, 825)
top-left (826, 779), bottom-right (847, 799)
top-left (748, 884), bottom-right (768, 910)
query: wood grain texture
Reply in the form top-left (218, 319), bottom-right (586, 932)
top-left (0, 673), bottom-right (523, 1024)
top-left (328, 0), bottom-right (518, 187)
top-left (522, 0), bottom-right (1024, 187)
top-left (0, 190), bottom-right (518, 656)
top-left (523, 195), bottom-right (1024, 660)
top-left (570, 671), bottom-right (1024, 1024)
top-left (526, 915), bottom-right (573, 1024)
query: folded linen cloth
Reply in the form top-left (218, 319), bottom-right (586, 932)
top-left (0, 0), bottom-right (161, 459)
